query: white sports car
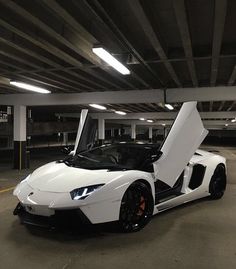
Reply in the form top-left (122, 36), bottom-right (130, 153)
top-left (13, 102), bottom-right (227, 232)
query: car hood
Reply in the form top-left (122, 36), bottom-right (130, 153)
top-left (27, 161), bottom-right (123, 193)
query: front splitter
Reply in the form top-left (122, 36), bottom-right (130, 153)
top-left (13, 202), bottom-right (92, 229)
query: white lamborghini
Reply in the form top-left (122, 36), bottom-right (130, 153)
top-left (13, 102), bottom-right (227, 232)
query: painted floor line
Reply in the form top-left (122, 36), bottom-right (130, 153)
top-left (0, 186), bottom-right (15, 194)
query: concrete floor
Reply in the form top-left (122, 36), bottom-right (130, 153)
top-left (0, 145), bottom-right (236, 269)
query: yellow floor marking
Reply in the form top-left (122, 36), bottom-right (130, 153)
top-left (0, 186), bottom-right (15, 194)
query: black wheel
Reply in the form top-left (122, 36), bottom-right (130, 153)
top-left (119, 181), bottom-right (154, 232)
top-left (209, 165), bottom-right (226, 200)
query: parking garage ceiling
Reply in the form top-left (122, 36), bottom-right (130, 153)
top-left (0, 0), bottom-right (235, 113)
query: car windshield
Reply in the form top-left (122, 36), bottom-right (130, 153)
top-left (63, 144), bottom-right (160, 170)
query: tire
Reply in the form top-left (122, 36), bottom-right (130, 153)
top-left (118, 181), bottom-right (154, 232)
top-left (209, 165), bottom-right (226, 200)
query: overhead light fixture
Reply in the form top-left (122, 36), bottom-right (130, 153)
top-left (231, 118), bottom-right (236, 123)
top-left (89, 104), bottom-right (107, 110)
top-left (165, 104), bottom-right (174, 110)
top-left (115, 111), bottom-right (127, 115)
top-left (225, 123), bottom-right (229, 127)
top-left (162, 123), bottom-right (166, 126)
top-left (147, 119), bottom-right (153, 123)
top-left (10, 81), bottom-right (51, 94)
top-left (92, 47), bottom-right (130, 75)
top-left (139, 118), bottom-right (145, 121)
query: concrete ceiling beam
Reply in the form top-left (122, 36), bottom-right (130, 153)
top-left (1, 86), bottom-right (236, 106)
top-left (56, 111), bottom-right (236, 120)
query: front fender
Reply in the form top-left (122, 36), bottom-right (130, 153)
top-left (79, 170), bottom-right (155, 224)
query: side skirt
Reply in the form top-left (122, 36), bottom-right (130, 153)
top-left (153, 190), bottom-right (210, 215)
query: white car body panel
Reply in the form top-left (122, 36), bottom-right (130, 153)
top-left (13, 149), bottom-right (226, 224)
top-left (14, 166), bottom-right (155, 223)
top-left (154, 149), bottom-right (226, 214)
top-left (153, 101), bottom-right (208, 187)
top-left (13, 102), bottom-right (226, 225)
top-left (71, 109), bottom-right (88, 156)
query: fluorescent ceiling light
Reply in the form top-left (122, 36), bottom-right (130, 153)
top-left (10, 81), bottom-right (50, 94)
top-left (225, 123), bottom-right (229, 126)
top-left (231, 119), bottom-right (236, 122)
top-left (162, 123), bottom-right (166, 126)
top-left (92, 47), bottom-right (130, 75)
top-left (147, 119), bottom-right (153, 123)
top-left (165, 104), bottom-right (174, 110)
top-left (89, 104), bottom-right (107, 110)
top-left (115, 111), bottom-right (127, 115)
top-left (139, 118), bottom-right (145, 121)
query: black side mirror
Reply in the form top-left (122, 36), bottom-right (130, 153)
top-left (149, 151), bottom-right (163, 162)
top-left (61, 147), bottom-right (71, 155)
top-left (149, 155), bottom-right (159, 163)
top-left (142, 151), bottom-right (163, 170)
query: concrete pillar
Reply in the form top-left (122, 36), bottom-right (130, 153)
top-left (27, 109), bottom-right (32, 146)
top-left (28, 109), bottom-right (32, 120)
top-left (63, 132), bottom-right (68, 146)
top-left (13, 105), bottom-right (27, 170)
top-left (123, 127), bottom-right (130, 135)
top-left (110, 128), bottom-right (115, 142)
top-left (131, 122), bottom-right (136, 141)
top-left (98, 118), bottom-right (105, 145)
top-left (6, 106), bottom-right (13, 148)
top-left (7, 106), bottom-right (12, 115)
top-left (111, 128), bottom-right (114, 137)
top-left (7, 106), bottom-right (12, 117)
top-left (149, 126), bottom-right (153, 142)
top-left (7, 106), bottom-right (13, 122)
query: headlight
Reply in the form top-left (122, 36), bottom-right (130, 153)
top-left (70, 184), bottom-right (104, 200)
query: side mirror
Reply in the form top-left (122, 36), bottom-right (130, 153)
top-left (61, 147), bottom-right (71, 155)
top-left (149, 151), bottom-right (163, 163)
top-left (141, 152), bottom-right (162, 172)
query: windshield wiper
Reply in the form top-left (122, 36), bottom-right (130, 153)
top-left (78, 154), bottom-right (99, 163)
top-left (107, 168), bottom-right (128, 171)
top-left (107, 166), bottom-right (130, 171)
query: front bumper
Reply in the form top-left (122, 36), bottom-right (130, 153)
top-left (14, 180), bottom-right (122, 224)
top-left (13, 203), bottom-right (91, 229)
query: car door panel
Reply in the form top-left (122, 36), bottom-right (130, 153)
top-left (72, 109), bottom-right (97, 155)
top-left (153, 101), bottom-right (208, 187)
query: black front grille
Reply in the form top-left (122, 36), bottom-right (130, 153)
top-left (14, 203), bottom-right (91, 229)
